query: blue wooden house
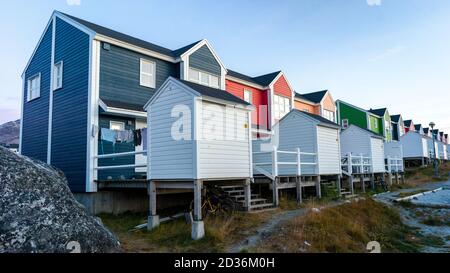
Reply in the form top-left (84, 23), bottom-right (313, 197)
top-left (19, 11), bottom-right (229, 212)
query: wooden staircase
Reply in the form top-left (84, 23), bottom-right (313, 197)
top-left (220, 185), bottom-right (274, 211)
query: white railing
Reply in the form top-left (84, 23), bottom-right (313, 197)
top-left (385, 156), bottom-right (404, 173)
top-left (94, 150), bottom-right (147, 171)
top-left (253, 147), bottom-right (317, 180)
top-left (341, 153), bottom-right (372, 175)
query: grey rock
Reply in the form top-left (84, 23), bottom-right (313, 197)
top-left (0, 147), bottom-right (121, 253)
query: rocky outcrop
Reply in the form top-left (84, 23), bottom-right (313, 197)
top-left (0, 147), bottom-right (121, 253)
top-left (0, 120), bottom-right (20, 146)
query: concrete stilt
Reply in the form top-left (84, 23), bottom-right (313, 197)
top-left (316, 175), bottom-right (322, 199)
top-left (272, 177), bottom-right (279, 206)
top-left (401, 174), bottom-right (405, 184)
top-left (296, 176), bottom-right (302, 204)
top-left (192, 179), bottom-right (204, 240)
top-left (244, 179), bottom-right (252, 212)
top-left (395, 173), bottom-right (399, 184)
top-left (388, 173), bottom-right (393, 186)
top-left (147, 180), bottom-right (159, 230)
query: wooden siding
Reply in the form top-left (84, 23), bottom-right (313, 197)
top-left (337, 102), bottom-right (368, 130)
top-left (340, 126), bottom-right (372, 157)
top-left (368, 115), bottom-right (383, 135)
top-left (400, 132), bottom-right (428, 158)
top-left (294, 100), bottom-right (318, 115)
top-left (225, 79), bottom-right (268, 128)
top-left (51, 18), bottom-right (90, 192)
top-left (149, 83), bottom-right (194, 179)
top-left (273, 75), bottom-right (292, 98)
top-left (321, 92), bottom-right (336, 113)
top-left (198, 101), bottom-right (251, 179)
top-left (99, 43), bottom-right (177, 108)
top-left (317, 126), bottom-right (341, 175)
top-left (189, 45), bottom-right (221, 76)
top-left (21, 24), bottom-right (52, 162)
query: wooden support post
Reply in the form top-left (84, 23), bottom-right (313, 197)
top-left (360, 175), bottom-right (365, 193)
top-left (401, 173), bottom-right (405, 184)
top-left (192, 179), bottom-right (205, 240)
top-left (273, 177), bottom-right (279, 207)
top-left (316, 175), bottom-right (322, 199)
top-left (296, 176), bottom-right (302, 204)
top-left (244, 179), bottom-right (251, 212)
top-left (349, 175), bottom-right (354, 195)
top-left (336, 175), bottom-right (342, 195)
top-left (388, 173), bottom-right (393, 186)
top-left (370, 174), bottom-right (375, 190)
top-left (395, 173), bottom-right (399, 184)
top-left (147, 180), bottom-right (159, 230)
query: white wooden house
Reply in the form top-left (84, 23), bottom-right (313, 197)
top-left (252, 109), bottom-right (341, 204)
top-left (400, 131), bottom-right (431, 166)
top-left (144, 77), bottom-right (254, 240)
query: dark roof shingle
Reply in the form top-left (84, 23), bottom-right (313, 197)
top-left (368, 108), bottom-right (387, 117)
top-left (291, 109), bottom-right (339, 127)
top-left (178, 79), bottom-right (251, 106)
top-left (390, 115), bottom-right (401, 122)
top-left (404, 120), bottom-right (413, 127)
top-left (227, 69), bottom-right (281, 87)
top-left (295, 90), bottom-right (328, 104)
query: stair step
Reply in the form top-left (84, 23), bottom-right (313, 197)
top-left (221, 185), bottom-right (244, 190)
top-left (345, 194), bottom-right (358, 199)
top-left (250, 203), bottom-right (274, 210)
top-left (237, 198), bottom-right (268, 204)
top-left (232, 194), bottom-right (259, 200)
top-left (341, 191), bottom-right (352, 195)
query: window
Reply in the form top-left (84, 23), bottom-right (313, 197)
top-left (374, 121), bottom-right (378, 129)
top-left (303, 109), bottom-right (310, 113)
top-left (342, 119), bottom-right (349, 129)
top-left (189, 68), bottom-right (220, 88)
top-left (140, 59), bottom-right (156, 88)
top-left (27, 74), bottom-right (41, 101)
top-left (244, 90), bottom-right (252, 104)
top-left (53, 61), bottom-right (63, 90)
top-left (110, 121), bottom-right (125, 131)
top-left (323, 110), bottom-right (335, 122)
top-left (273, 95), bottom-right (290, 120)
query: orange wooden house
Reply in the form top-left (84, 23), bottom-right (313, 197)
top-left (294, 90), bottom-right (336, 122)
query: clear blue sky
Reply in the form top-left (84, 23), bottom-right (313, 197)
top-left (1, 0), bottom-right (449, 131)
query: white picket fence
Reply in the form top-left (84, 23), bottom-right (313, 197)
top-left (385, 156), bottom-right (404, 173)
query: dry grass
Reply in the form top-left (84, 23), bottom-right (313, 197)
top-left (100, 211), bottom-right (274, 253)
top-left (396, 163), bottom-right (450, 190)
top-left (396, 189), bottom-right (429, 198)
top-left (252, 199), bottom-right (422, 253)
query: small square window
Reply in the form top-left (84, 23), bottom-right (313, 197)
top-left (210, 75), bottom-right (219, 88)
top-left (200, 72), bottom-right (209, 85)
top-left (342, 119), bottom-right (349, 129)
top-left (110, 121), bottom-right (125, 131)
top-left (189, 68), bottom-right (200, 82)
top-left (244, 90), bottom-right (252, 103)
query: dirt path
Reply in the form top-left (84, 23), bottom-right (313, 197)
top-left (227, 201), bottom-right (345, 253)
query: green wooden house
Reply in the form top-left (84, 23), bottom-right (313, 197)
top-left (336, 100), bottom-right (392, 141)
top-left (368, 108), bottom-right (392, 142)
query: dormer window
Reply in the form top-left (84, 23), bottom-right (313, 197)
top-left (189, 68), bottom-right (220, 89)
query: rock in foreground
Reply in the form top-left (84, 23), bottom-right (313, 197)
top-left (0, 147), bottom-right (121, 253)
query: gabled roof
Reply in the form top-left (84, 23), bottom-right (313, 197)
top-left (178, 79), bottom-right (251, 106)
top-left (62, 12), bottom-right (179, 58)
top-left (101, 99), bottom-right (145, 112)
top-left (390, 115), bottom-right (401, 123)
top-left (172, 40), bottom-right (203, 57)
top-left (423, 128), bottom-right (429, 134)
top-left (336, 100), bottom-right (381, 118)
top-left (414, 124), bottom-right (422, 131)
top-left (227, 69), bottom-right (282, 88)
top-left (404, 120), bottom-right (413, 127)
top-left (279, 109), bottom-right (339, 128)
top-left (295, 90), bottom-right (328, 104)
top-left (343, 124), bottom-right (384, 139)
top-left (439, 132), bottom-right (444, 137)
top-left (368, 108), bottom-right (387, 117)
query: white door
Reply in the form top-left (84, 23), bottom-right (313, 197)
top-left (135, 119), bottom-right (147, 173)
top-left (317, 126), bottom-right (341, 175)
top-left (421, 138), bottom-right (428, 158)
top-left (370, 137), bottom-right (385, 173)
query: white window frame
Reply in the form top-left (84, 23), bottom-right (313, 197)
top-left (27, 73), bottom-right (41, 102)
top-left (140, 58), bottom-right (156, 88)
top-left (342, 119), bottom-right (349, 129)
top-left (244, 89), bottom-right (253, 104)
top-left (110, 121), bottom-right (125, 131)
top-left (323, 109), bottom-right (335, 122)
top-left (273, 94), bottom-right (290, 120)
top-left (188, 67), bottom-right (220, 89)
top-left (53, 61), bottom-right (63, 90)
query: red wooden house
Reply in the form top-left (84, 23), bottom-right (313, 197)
top-left (404, 120), bottom-right (415, 133)
top-left (225, 70), bottom-right (294, 136)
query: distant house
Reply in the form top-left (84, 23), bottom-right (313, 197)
top-left (336, 100), bottom-right (383, 137)
top-left (294, 90), bottom-right (336, 122)
top-left (414, 124), bottom-right (424, 135)
top-left (368, 108), bottom-right (392, 142)
top-left (225, 69), bottom-right (294, 135)
top-left (390, 114), bottom-right (405, 141)
top-left (404, 120), bottom-right (415, 133)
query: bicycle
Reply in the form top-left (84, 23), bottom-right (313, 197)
top-left (189, 186), bottom-right (236, 219)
